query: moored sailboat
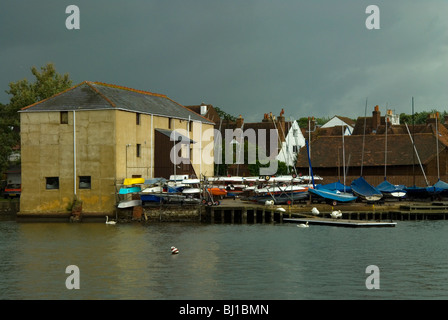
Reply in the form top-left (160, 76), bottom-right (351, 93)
top-left (351, 177), bottom-right (383, 202)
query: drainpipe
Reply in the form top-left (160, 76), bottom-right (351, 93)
top-left (200, 121), bottom-right (202, 177)
top-left (73, 110), bottom-right (77, 196)
top-left (150, 114), bottom-right (153, 178)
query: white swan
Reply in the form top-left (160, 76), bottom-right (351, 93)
top-left (106, 216), bottom-right (117, 225)
top-left (330, 210), bottom-right (342, 219)
top-left (297, 221), bottom-right (309, 228)
top-left (311, 207), bottom-right (320, 215)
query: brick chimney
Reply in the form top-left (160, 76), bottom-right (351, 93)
top-left (262, 113), bottom-right (270, 122)
top-left (277, 108), bottom-right (286, 142)
top-left (372, 105), bottom-right (381, 132)
top-left (236, 114), bottom-right (244, 128)
top-left (426, 112), bottom-right (438, 125)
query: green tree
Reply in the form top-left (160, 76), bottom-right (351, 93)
top-left (400, 109), bottom-right (444, 125)
top-left (0, 63), bottom-right (72, 176)
top-left (297, 116), bottom-right (334, 129)
top-left (0, 102), bottom-right (16, 179)
top-left (6, 63), bottom-right (72, 127)
top-left (248, 159), bottom-right (290, 176)
top-left (214, 106), bottom-right (237, 121)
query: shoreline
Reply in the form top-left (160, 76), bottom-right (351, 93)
top-left (4, 198), bottom-right (448, 223)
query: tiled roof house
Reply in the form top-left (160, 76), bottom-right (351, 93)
top-left (296, 107), bottom-right (448, 187)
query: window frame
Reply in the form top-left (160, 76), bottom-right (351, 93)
top-left (60, 111), bottom-right (68, 124)
top-left (46, 177), bottom-right (60, 190)
top-left (79, 176), bottom-right (91, 189)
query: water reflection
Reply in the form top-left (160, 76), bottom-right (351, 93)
top-left (1, 220), bottom-right (448, 299)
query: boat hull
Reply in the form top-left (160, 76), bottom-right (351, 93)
top-left (123, 178), bottom-right (145, 186)
top-left (376, 180), bottom-right (407, 199)
top-left (182, 188), bottom-right (202, 194)
top-left (119, 186), bottom-right (142, 194)
top-left (207, 188), bottom-right (227, 196)
top-left (256, 192), bottom-right (309, 204)
top-left (309, 188), bottom-right (357, 202)
top-left (117, 199), bottom-right (142, 208)
top-left (254, 185), bottom-right (308, 195)
top-left (350, 177), bottom-right (383, 202)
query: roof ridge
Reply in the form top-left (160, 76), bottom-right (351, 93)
top-left (91, 81), bottom-right (214, 124)
top-left (89, 81), bottom-right (167, 98)
top-left (84, 81), bottom-right (117, 108)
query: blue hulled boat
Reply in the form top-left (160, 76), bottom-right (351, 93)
top-left (309, 187), bottom-right (357, 204)
top-left (351, 177), bottom-right (383, 202)
top-left (426, 179), bottom-right (448, 197)
top-left (376, 179), bottom-right (406, 199)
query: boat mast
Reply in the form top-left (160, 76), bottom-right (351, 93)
top-left (384, 116), bottom-right (388, 179)
top-left (436, 111), bottom-right (440, 181)
top-left (306, 116), bottom-right (316, 179)
top-left (342, 124), bottom-right (346, 192)
top-left (412, 97), bottom-right (415, 186)
top-left (215, 117), bottom-right (223, 176)
top-left (405, 122), bottom-right (429, 186)
top-left (236, 121), bottom-right (244, 176)
top-left (305, 140), bottom-right (315, 188)
top-left (361, 99), bottom-right (367, 177)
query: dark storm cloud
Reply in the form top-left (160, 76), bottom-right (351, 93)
top-left (1, 1), bottom-right (447, 123)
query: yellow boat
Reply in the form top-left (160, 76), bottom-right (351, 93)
top-left (123, 178), bottom-right (145, 186)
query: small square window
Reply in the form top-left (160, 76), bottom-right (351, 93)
top-left (60, 111), bottom-right (68, 124)
top-left (46, 177), bottom-right (59, 190)
top-left (79, 176), bottom-right (91, 189)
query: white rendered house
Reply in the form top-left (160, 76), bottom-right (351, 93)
top-left (320, 116), bottom-right (354, 135)
top-left (277, 120), bottom-right (305, 167)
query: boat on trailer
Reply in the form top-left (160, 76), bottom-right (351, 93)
top-left (256, 192), bottom-right (309, 205)
top-left (351, 177), bottom-right (383, 202)
top-left (377, 179), bottom-right (407, 199)
top-left (309, 188), bottom-right (357, 205)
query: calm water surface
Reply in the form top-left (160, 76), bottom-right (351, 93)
top-left (1, 217), bottom-right (448, 300)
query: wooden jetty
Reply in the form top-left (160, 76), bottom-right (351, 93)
top-left (201, 199), bottom-right (448, 224)
top-left (283, 217), bottom-right (397, 228)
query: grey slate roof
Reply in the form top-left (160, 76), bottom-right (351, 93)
top-left (20, 81), bottom-right (214, 124)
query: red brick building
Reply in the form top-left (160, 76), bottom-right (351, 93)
top-left (296, 107), bottom-right (448, 188)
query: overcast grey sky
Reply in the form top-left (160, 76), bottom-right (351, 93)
top-left (1, 0), bottom-right (447, 122)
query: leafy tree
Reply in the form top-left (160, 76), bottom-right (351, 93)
top-left (248, 159), bottom-right (290, 176)
top-left (0, 63), bottom-right (72, 176)
top-left (214, 106), bottom-right (237, 121)
top-left (6, 63), bottom-right (72, 127)
top-left (297, 116), bottom-right (333, 129)
top-left (400, 110), bottom-right (446, 125)
top-left (0, 103), bottom-right (15, 179)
